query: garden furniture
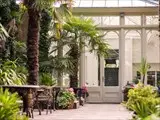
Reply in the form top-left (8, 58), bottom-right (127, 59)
top-left (0, 85), bottom-right (41, 118)
top-left (34, 86), bottom-right (53, 115)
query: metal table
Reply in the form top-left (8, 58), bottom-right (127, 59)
top-left (0, 85), bottom-right (41, 118)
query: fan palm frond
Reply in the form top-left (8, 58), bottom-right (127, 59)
top-left (0, 23), bottom-right (9, 41)
top-left (40, 55), bottom-right (74, 74)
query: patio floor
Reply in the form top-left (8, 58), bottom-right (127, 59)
top-left (31, 104), bottom-right (133, 120)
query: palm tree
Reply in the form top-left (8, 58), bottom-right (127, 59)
top-left (62, 17), bottom-right (109, 87)
top-left (138, 58), bottom-right (150, 84)
top-left (40, 30), bottom-right (74, 86)
top-left (24, 0), bottom-right (72, 85)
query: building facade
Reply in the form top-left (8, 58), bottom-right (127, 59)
top-left (73, 0), bottom-right (159, 103)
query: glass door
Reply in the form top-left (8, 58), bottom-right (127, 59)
top-left (102, 50), bottom-right (121, 103)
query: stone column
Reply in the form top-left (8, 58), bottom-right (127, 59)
top-left (141, 14), bottom-right (147, 85)
top-left (79, 47), bottom-right (85, 87)
top-left (119, 13), bottom-right (125, 90)
top-left (141, 14), bottom-right (147, 59)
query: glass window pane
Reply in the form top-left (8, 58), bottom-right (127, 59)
top-left (79, 0), bottom-right (92, 7)
top-left (157, 72), bottom-right (160, 86)
top-left (74, 0), bottom-right (80, 7)
top-left (146, 3), bottom-right (155, 7)
top-left (102, 16), bottom-right (119, 25)
top-left (104, 67), bottom-right (119, 86)
top-left (104, 31), bottom-right (119, 86)
top-left (125, 30), bottom-right (141, 63)
top-left (91, 17), bottom-right (102, 25)
top-left (147, 71), bottom-right (155, 86)
top-left (136, 71), bottom-right (141, 80)
top-left (106, 0), bottom-right (118, 7)
top-left (104, 31), bottom-right (119, 49)
top-left (125, 30), bottom-right (141, 85)
top-left (125, 16), bottom-right (141, 25)
top-left (119, 1), bottom-right (131, 7)
top-left (146, 16), bottom-right (158, 25)
top-left (93, 0), bottom-right (105, 7)
top-left (133, 0), bottom-right (145, 6)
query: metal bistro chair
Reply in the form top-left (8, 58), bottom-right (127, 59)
top-left (34, 87), bottom-right (53, 115)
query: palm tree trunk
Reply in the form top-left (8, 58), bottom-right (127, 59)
top-left (69, 45), bottom-right (79, 87)
top-left (57, 40), bottom-right (63, 86)
top-left (27, 0), bottom-right (40, 85)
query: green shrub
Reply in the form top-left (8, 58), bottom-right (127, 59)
top-left (39, 73), bottom-right (56, 86)
top-left (126, 83), bottom-right (160, 119)
top-left (0, 60), bottom-right (26, 85)
top-left (133, 105), bottom-right (160, 120)
top-left (0, 88), bottom-right (28, 120)
top-left (57, 89), bottom-right (76, 109)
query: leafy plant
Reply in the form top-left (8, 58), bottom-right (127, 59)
top-left (57, 89), bottom-right (76, 109)
top-left (0, 23), bottom-right (9, 41)
top-left (126, 83), bottom-right (160, 119)
top-left (39, 73), bottom-right (56, 86)
top-left (132, 105), bottom-right (160, 120)
top-left (0, 60), bottom-right (26, 85)
top-left (138, 58), bottom-right (150, 84)
top-left (54, 16), bottom-right (109, 87)
top-left (0, 88), bottom-right (28, 120)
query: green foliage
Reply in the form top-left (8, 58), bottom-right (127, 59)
top-left (0, 0), bottom-right (19, 25)
top-left (0, 0), bottom-right (27, 63)
top-left (0, 23), bottom-right (9, 41)
top-left (57, 89), bottom-right (75, 109)
top-left (126, 83), bottom-right (160, 119)
top-left (0, 88), bottom-right (28, 120)
top-left (40, 56), bottom-right (74, 74)
top-left (57, 16), bottom-right (110, 87)
top-left (63, 17), bottom-right (109, 57)
top-left (13, 40), bottom-right (27, 65)
top-left (138, 58), bottom-right (150, 84)
top-left (39, 73), bottom-right (56, 86)
top-left (0, 60), bottom-right (27, 85)
top-left (16, 3), bottom-right (27, 24)
top-left (132, 105), bottom-right (160, 120)
top-left (39, 9), bottom-right (52, 73)
top-left (39, 2), bottom-right (72, 74)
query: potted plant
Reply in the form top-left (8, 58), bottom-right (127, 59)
top-left (57, 88), bottom-right (76, 109)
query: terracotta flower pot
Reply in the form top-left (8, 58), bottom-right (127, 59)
top-left (68, 101), bottom-right (74, 109)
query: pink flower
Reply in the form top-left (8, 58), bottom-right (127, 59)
top-left (68, 88), bottom-right (74, 92)
top-left (82, 86), bottom-right (88, 93)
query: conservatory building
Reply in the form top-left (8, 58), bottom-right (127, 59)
top-left (71, 0), bottom-right (160, 103)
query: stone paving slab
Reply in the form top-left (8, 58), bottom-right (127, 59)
top-left (31, 104), bottom-right (133, 120)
